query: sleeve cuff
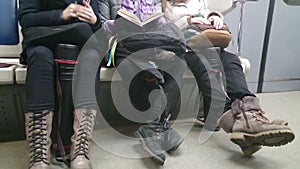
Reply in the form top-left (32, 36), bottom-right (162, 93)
top-left (207, 11), bottom-right (224, 20)
top-left (174, 16), bottom-right (190, 30)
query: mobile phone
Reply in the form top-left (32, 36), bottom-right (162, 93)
top-left (75, 0), bottom-right (84, 5)
top-left (75, 0), bottom-right (90, 6)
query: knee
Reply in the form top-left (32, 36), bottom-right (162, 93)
top-left (220, 51), bottom-right (241, 65)
top-left (76, 49), bottom-right (101, 73)
top-left (78, 49), bottom-right (101, 63)
top-left (71, 22), bottom-right (94, 38)
top-left (27, 46), bottom-right (54, 66)
top-left (74, 22), bottom-right (92, 32)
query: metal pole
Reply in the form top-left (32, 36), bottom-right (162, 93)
top-left (236, 1), bottom-right (245, 57)
top-left (257, 0), bottom-right (276, 93)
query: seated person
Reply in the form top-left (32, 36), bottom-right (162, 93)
top-left (100, 0), bottom-right (187, 165)
top-left (18, 0), bottom-right (102, 168)
top-left (163, 0), bottom-right (295, 156)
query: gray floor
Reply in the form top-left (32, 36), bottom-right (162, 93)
top-left (0, 91), bottom-right (299, 169)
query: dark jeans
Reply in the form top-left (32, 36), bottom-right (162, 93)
top-left (25, 23), bottom-right (101, 112)
top-left (184, 49), bottom-right (227, 125)
top-left (219, 51), bottom-right (255, 111)
top-left (184, 49), bottom-right (254, 123)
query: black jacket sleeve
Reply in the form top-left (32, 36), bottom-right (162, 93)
top-left (90, 0), bottom-right (102, 31)
top-left (18, 0), bottom-right (66, 29)
top-left (18, 0), bottom-right (102, 31)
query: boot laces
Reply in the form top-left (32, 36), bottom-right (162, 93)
top-left (251, 110), bottom-right (270, 123)
top-left (147, 114), bottom-right (171, 142)
top-left (237, 101), bottom-right (270, 129)
top-left (73, 109), bottom-right (94, 160)
top-left (154, 114), bottom-right (171, 140)
top-left (28, 112), bottom-right (49, 166)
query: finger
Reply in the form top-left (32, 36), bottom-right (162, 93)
top-left (70, 12), bottom-right (77, 18)
top-left (217, 22), bottom-right (222, 29)
top-left (79, 6), bottom-right (93, 16)
top-left (83, 1), bottom-right (91, 8)
top-left (78, 16), bottom-right (90, 23)
top-left (77, 7), bottom-right (92, 18)
top-left (216, 20), bottom-right (221, 29)
top-left (77, 12), bottom-right (91, 21)
top-left (216, 20), bottom-right (222, 29)
top-left (214, 21), bottom-right (219, 29)
top-left (214, 20), bottom-right (218, 29)
top-left (219, 22), bottom-right (224, 29)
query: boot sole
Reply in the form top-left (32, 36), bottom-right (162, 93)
top-left (166, 138), bottom-right (184, 153)
top-left (135, 131), bottom-right (165, 165)
top-left (230, 129), bottom-right (295, 148)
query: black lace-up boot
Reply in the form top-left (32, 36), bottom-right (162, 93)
top-left (136, 124), bottom-right (166, 165)
top-left (70, 108), bottom-right (96, 169)
top-left (160, 115), bottom-right (183, 153)
top-left (25, 110), bottom-right (53, 169)
top-left (136, 114), bottom-right (184, 165)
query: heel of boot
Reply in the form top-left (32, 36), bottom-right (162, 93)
top-left (241, 145), bottom-right (262, 157)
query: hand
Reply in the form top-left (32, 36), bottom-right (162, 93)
top-left (61, 3), bottom-right (79, 21)
top-left (75, 1), bottom-right (97, 24)
top-left (190, 17), bottom-right (211, 25)
top-left (208, 15), bottom-right (224, 29)
top-left (61, 1), bottom-right (97, 25)
top-left (155, 51), bottom-right (176, 61)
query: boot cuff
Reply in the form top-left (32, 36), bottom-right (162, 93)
top-left (232, 96), bottom-right (262, 114)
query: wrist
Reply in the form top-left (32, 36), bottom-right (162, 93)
top-left (187, 15), bottom-right (194, 25)
top-left (60, 10), bottom-right (67, 21)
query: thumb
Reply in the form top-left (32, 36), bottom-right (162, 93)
top-left (83, 0), bottom-right (91, 7)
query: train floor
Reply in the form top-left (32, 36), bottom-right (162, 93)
top-left (0, 91), bottom-right (299, 169)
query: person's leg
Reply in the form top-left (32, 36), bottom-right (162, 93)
top-left (184, 50), bottom-right (228, 131)
top-left (71, 48), bottom-right (101, 169)
top-left (40, 22), bottom-right (102, 169)
top-left (25, 45), bottom-right (55, 169)
top-left (40, 23), bottom-right (101, 167)
top-left (219, 51), bottom-right (254, 111)
top-left (155, 56), bottom-right (186, 152)
top-left (114, 56), bottom-right (168, 164)
top-left (136, 54), bottom-right (186, 164)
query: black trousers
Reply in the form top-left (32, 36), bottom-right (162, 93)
top-left (25, 22), bottom-right (101, 112)
top-left (184, 49), bottom-right (254, 123)
top-left (114, 51), bottom-right (186, 123)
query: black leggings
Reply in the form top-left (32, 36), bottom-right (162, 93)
top-left (25, 23), bottom-right (101, 112)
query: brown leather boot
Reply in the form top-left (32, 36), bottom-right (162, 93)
top-left (70, 108), bottom-right (97, 169)
top-left (25, 110), bottom-right (53, 169)
top-left (219, 96), bottom-right (295, 156)
top-left (220, 109), bottom-right (289, 156)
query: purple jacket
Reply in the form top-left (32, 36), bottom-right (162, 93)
top-left (121, 0), bottom-right (155, 21)
top-left (104, 0), bottom-right (166, 34)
